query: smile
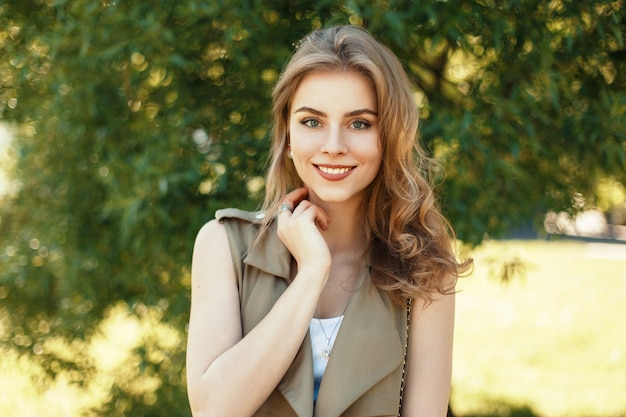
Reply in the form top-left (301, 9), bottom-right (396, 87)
top-left (317, 166), bottom-right (353, 175)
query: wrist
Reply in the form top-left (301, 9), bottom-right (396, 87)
top-left (296, 263), bottom-right (331, 285)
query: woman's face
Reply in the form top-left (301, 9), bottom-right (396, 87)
top-left (288, 70), bottom-right (381, 206)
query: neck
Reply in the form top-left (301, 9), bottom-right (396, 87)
top-left (314, 199), bottom-right (368, 257)
top-left (307, 195), bottom-right (370, 318)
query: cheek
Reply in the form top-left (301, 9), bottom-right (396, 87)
top-left (364, 144), bottom-right (383, 178)
top-left (289, 129), bottom-right (320, 156)
top-left (290, 141), bottom-right (314, 159)
top-left (287, 123), bottom-right (307, 148)
top-left (288, 141), bottom-right (309, 172)
top-left (370, 157), bottom-right (382, 178)
top-left (356, 137), bottom-right (382, 164)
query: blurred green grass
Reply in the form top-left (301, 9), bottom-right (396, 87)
top-left (1, 240), bottom-right (624, 416)
top-left (452, 240), bottom-right (626, 417)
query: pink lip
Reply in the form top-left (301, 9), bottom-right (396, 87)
top-left (314, 164), bottom-right (355, 181)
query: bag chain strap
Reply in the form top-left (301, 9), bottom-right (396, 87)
top-left (398, 298), bottom-right (412, 416)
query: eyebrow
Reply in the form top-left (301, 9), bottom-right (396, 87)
top-left (294, 106), bottom-right (378, 117)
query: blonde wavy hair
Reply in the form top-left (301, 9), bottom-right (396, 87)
top-left (260, 25), bottom-right (471, 304)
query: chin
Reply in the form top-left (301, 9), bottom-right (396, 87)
top-left (309, 188), bottom-right (366, 205)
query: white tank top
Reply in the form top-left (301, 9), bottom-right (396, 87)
top-left (309, 316), bottom-right (344, 401)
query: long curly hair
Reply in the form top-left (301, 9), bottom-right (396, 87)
top-left (260, 25), bottom-right (472, 304)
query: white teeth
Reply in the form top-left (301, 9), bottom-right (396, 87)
top-left (318, 166), bottom-right (351, 175)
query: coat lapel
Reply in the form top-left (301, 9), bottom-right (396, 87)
top-left (278, 333), bottom-right (315, 417)
top-left (314, 273), bottom-right (404, 417)
top-left (244, 215), bottom-right (291, 280)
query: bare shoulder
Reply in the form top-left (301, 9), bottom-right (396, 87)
top-left (194, 209), bottom-right (262, 260)
top-left (414, 290), bottom-right (455, 313)
top-left (192, 220), bottom-right (232, 279)
top-left (194, 218), bottom-right (228, 248)
top-left (188, 217), bottom-right (241, 310)
top-left (189, 220), bottom-right (239, 308)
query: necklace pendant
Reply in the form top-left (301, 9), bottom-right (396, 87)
top-left (321, 345), bottom-right (331, 362)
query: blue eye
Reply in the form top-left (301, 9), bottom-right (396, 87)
top-left (351, 120), bottom-right (370, 129)
top-left (302, 118), bottom-right (321, 128)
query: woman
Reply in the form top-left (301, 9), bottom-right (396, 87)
top-left (186, 25), bottom-right (471, 417)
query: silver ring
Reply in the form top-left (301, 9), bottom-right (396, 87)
top-left (278, 202), bottom-right (293, 213)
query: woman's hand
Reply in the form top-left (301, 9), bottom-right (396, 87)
top-left (277, 187), bottom-right (332, 273)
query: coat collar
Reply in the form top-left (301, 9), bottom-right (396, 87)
top-left (244, 213), bottom-right (292, 281)
top-left (243, 216), bottom-right (404, 417)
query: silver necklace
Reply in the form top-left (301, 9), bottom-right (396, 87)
top-left (317, 316), bottom-right (344, 362)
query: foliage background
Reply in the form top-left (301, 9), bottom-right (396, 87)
top-left (0, 1), bottom-right (624, 416)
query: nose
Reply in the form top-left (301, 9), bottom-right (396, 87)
top-left (320, 125), bottom-right (348, 155)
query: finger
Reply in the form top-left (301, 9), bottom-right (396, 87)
top-left (277, 202), bottom-right (294, 215)
top-left (295, 201), bottom-right (331, 231)
top-left (311, 207), bottom-right (331, 231)
top-left (282, 187), bottom-right (309, 209)
top-left (291, 199), bottom-right (312, 215)
top-left (296, 186), bottom-right (330, 226)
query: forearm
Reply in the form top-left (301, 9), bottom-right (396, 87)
top-left (188, 266), bottom-right (327, 417)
